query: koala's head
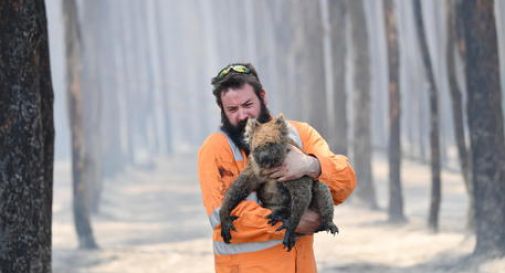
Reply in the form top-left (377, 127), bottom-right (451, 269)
top-left (244, 114), bottom-right (289, 169)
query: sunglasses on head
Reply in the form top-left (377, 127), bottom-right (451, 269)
top-left (216, 64), bottom-right (251, 80)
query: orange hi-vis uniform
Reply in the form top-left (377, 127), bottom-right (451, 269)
top-left (198, 120), bottom-right (357, 273)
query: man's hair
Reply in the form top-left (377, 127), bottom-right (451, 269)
top-left (211, 63), bottom-right (263, 107)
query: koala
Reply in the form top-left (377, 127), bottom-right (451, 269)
top-left (219, 114), bottom-right (338, 251)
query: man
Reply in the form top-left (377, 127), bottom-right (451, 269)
top-left (198, 63), bottom-right (356, 272)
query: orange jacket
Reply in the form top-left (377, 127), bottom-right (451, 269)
top-left (198, 120), bottom-right (356, 273)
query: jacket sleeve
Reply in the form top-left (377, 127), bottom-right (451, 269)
top-left (198, 135), bottom-right (285, 244)
top-left (295, 122), bottom-right (357, 205)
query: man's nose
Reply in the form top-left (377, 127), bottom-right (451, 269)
top-left (237, 108), bottom-right (249, 121)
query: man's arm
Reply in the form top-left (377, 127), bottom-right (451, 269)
top-left (264, 144), bottom-right (321, 181)
top-left (266, 122), bottom-right (356, 205)
top-left (267, 122), bottom-right (357, 234)
top-left (297, 122), bottom-right (357, 204)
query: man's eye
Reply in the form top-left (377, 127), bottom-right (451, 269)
top-left (244, 103), bottom-right (252, 108)
top-left (228, 108), bottom-right (238, 113)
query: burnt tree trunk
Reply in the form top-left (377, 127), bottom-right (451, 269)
top-left (383, 0), bottom-right (406, 223)
top-left (0, 1), bottom-right (54, 271)
top-left (446, 0), bottom-right (474, 230)
top-left (413, 0), bottom-right (442, 232)
top-left (81, 0), bottom-right (105, 214)
top-left (154, 0), bottom-right (174, 155)
top-left (102, 2), bottom-right (126, 178)
top-left (328, 0), bottom-right (348, 154)
top-left (349, 0), bottom-right (378, 209)
top-left (119, 0), bottom-right (136, 164)
top-left (63, 0), bottom-right (98, 249)
top-left (461, 0), bottom-right (505, 257)
top-left (302, 0), bottom-right (329, 137)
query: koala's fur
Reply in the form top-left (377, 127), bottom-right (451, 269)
top-left (219, 114), bottom-right (338, 251)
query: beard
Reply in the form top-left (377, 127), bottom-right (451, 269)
top-left (220, 100), bottom-right (271, 156)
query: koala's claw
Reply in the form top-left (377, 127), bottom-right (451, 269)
top-left (275, 222), bottom-right (288, 232)
top-left (267, 212), bottom-right (286, 226)
top-left (282, 230), bottom-right (297, 251)
top-left (315, 222), bottom-right (339, 235)
top-left (220, 216), bottom-right (239, 244)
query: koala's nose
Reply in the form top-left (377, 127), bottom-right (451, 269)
top-left (256, 150), bottom-right (271, 165)
top-left (254, 143), bottom-right (283, 168)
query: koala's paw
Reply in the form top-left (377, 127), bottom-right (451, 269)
top-left (267, 211), bottom-right (287, 226)
top-left (220, 216), bottom-right (239, 244)
top-left (275, 221), bottom-right (289, 232)
top-left (316, 222), bottom-right (339, 235)
top-left (282, 229), bottom-right (297, 251)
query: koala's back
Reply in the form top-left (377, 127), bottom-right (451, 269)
top-left (257, 176), bottom-right (314, 216)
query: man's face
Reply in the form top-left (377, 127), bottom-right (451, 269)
top-left (219, 83), bottom-right (270, 153)
top-left (220, 83), bottom-right (263, 127)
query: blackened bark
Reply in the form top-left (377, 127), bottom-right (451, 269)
top-left (0, 1), bottom-right (54, 271)
top-left (413, 0), bottom-right (442, 232)
top-left (383, 0), bottom-right (406, 223)
top-left (349, 0), bottom-right (378, 209)
top-left (446, 0), bottom-right (474, 230)
top-left (63, 0), bottom-right (98, 249)
top-left (328, 0), bottom-right (348, 155)
top-left (461, 0), bottom-right (505, 257)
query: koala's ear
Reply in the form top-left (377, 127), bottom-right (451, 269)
top-left (275, 113), bottom-right (288, 135)
top-left (276, 113), bottom-right (285, 122)
top-left (244, 118), bottom-right (259, 144)
top-left (275, 113), bottom-right (287, 126)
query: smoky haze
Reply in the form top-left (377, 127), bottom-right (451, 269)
top-left (40, 0), bottom-right (505, 272)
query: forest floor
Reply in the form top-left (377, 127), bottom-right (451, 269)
top-left (52, 152), bottom-right (505, 273)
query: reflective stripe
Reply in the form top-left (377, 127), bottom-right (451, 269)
top-left (214, 240), bottom-right (282, 255)
top-left (220, 131), bottom-right (243, 161)
top-left (209, 192), bottom-right (261, 229)
top-left (209, 209), bottom-right (221, 229)
top-left (287, 123), bottom-right (303, 148)
top-left (246, 192), bottom-right (260, 203)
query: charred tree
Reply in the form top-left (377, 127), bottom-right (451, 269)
top-left (154, 0), bottom-right (174, 155)
top-left (461, 0), bottom-right (505, 257)
top-left (302, 0), bottom-right (329, 137)
top-left (80, 0), bottom-right (105, 214)
top-left (118, 0), bottom-right (136, 164)
top-left (270, 0), bottom-right (296, 118)
top-left (383, 0), bottom-right (406, 223)
top-left (63, 0), bottom-right (98, 249)
top-left (0, 1), bottom-right (54, 271)
top-left (413, 0), bottom-right (442, 232)
top-left (349, 0), bottom-right (378, 209)
top-left (446, 0), bottom-right (474, 230)
top-left (328, 0), bottom-right (348, 154)
top-left (102, 2), bottom-right (126, 178)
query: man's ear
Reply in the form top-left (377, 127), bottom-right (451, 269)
top-left (259, 89), bottom-right (267, 105)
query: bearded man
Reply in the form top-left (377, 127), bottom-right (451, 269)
top-left (198, 63), bottom-right (356, 273)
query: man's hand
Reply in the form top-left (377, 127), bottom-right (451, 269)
top-left (264, 144), bottom-right (321, 181)
top-left (295, 210), bottom-right (321, 235)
